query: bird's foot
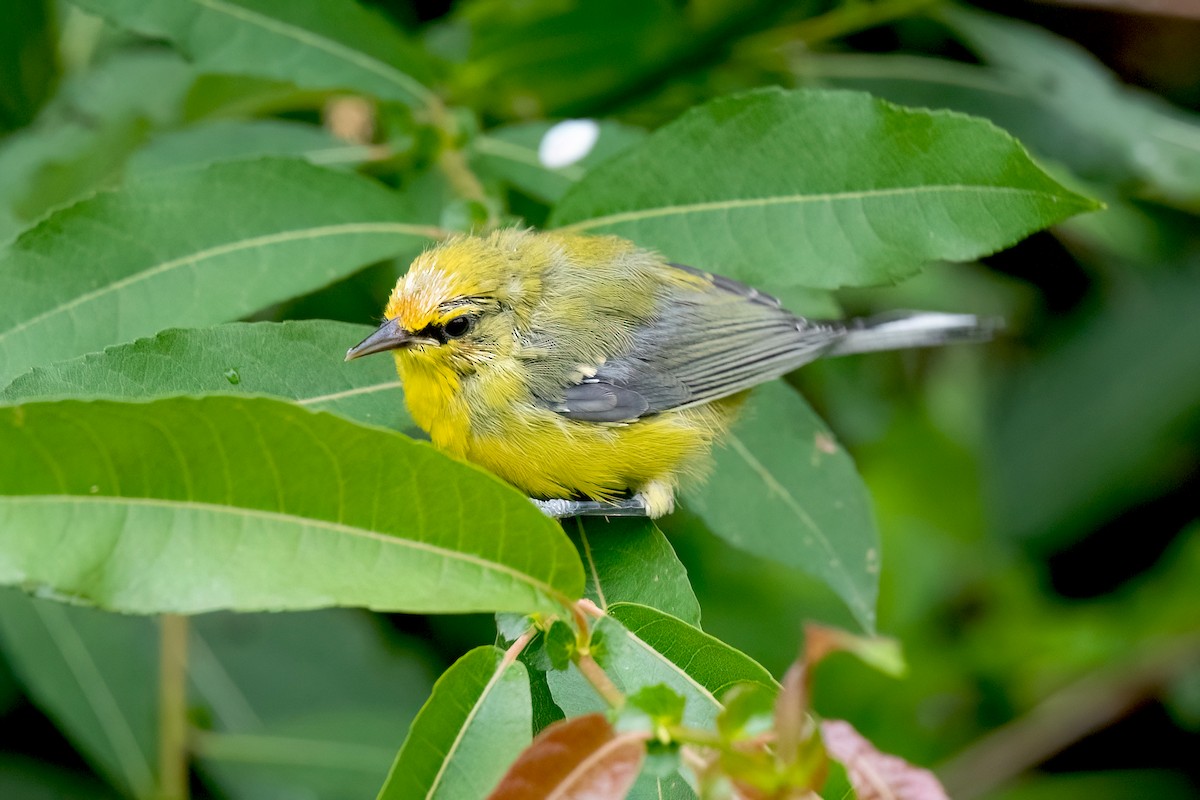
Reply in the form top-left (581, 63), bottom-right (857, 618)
top-left (531, 495), bottom-right (650, 518)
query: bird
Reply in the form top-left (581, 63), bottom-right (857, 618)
top-left (345, 229), bottom-right (993, 519)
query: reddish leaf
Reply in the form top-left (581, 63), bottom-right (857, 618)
top-left (822, 720), bottom-right (949, 800)
top-left (487, 713), bottom-right (645, 800)
top-left (774, 659), bottom-right (810, 763)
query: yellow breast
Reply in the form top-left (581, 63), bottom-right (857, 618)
top-left (396, 347), bottom-right (740, 501)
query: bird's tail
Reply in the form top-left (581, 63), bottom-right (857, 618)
top-left (825, 312), bottom-right (1000, 357)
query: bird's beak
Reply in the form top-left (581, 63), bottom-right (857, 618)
top-left (345, 318), bottom-right (418, 361)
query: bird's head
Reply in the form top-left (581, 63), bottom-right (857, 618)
top-left (344, 230), bottom-right (549, 375)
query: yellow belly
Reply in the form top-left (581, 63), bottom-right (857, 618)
top-left (465, 399), bottom-right (740, 502)
top-left (396, 351), bottom-right (739, 501)
top-left (400, 355), bottom-right (739, 501)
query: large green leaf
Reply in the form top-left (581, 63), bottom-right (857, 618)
top-left (566, 517), bottom-right (700, 628)
top-left (0, 158), bottom-right (443, 387)
top-left (126, 119), bottom-right (360, 178)
top-left (549, 88), bottom-right (1097, 290)
top-left (0, 321), bottom-right (411, 433)
top-left (377, 645), bottom-right (531, 800)
top-left (68, 0), bottom-right (437, 110)
top-left (0, 590), bottom-right (158, 799)
top-left (685, 382), bottom-right (880, 632)
top-left (0, 396), bottom-right (583, 615)
top-left (810, 12), bottom-right (1200, 210)
top-left (939, 7), bottom-right (1200, 208)
top-left (547, 603), bottom-right (775, 729)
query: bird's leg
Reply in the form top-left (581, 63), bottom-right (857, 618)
top-left (531, 495), bottom-right (650, 518)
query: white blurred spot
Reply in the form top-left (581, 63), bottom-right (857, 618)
top-left (539, 119), bottom-right (600, 169)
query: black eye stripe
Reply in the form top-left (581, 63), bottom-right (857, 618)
top-left (414, 316), bottom-right (475, 344)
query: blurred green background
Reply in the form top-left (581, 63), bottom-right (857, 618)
top-left (1, 1), bottom-right (1197, 798)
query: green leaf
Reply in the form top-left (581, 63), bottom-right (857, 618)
top-left (628, 771), bottom-right (696, 800)
top-left (548, 603), bottom-right (775, 728)
top-left (126, 119), bottom-right (363, 178)
top-left (609, 603), bottom-right (778, 700)
top-left (0, 50), bottom-right (195, 241)
top-left (685, 382), bottom-right (880, 632)
top-left (0, 321), bottom-right (412, 433)
top-left (625, 684), bottom-right (686, 728)
top-left (0, 158), bottom-right (443, 387)
top-left (543, 620), bottom-right (576, 672)
top-left (567, 517), bottom-right (701, 628)
top-left (450, 0), bottom-right (689, 118)
top-left (0, 396), bottom-right (584, 614)
top-left (549, 88), bottom-right (1098, 291)
top-left (939, 6), bottom-right (1200, 208)
top-left (68, 0), bottom-right (438, 109)
top-left (0, 590), bottom-right (158, 799)
top-left (377, 645), bottom-right (531, 800)
top-left (472, 120), bottom-right (647, 204)
top-left (717, 683), bottom-right (776, 741)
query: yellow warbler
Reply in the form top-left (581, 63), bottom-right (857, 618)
top-left (346, 229), bottom-right (990, 518)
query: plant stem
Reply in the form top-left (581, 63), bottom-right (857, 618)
top-left (667, 725), bottom-right (726, 749)
top-left (501, 628), bottom-right (537, 669)
top-left (424, 102), bottom-right (497, 231)
top-left (158, 614), bottom-right (190, 800)
top-left (575, 649), bottom-right (626, 709)
top-left (568, 598), bottom-right (626, 708)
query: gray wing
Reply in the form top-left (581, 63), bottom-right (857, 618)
top-left (546, 264), bottom-right (846, 422)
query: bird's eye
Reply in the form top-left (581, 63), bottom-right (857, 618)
top-left (444, 316), bottom-right (473, 339)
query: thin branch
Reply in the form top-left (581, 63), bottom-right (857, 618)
top-left (575, 649), bottom-right (626, 709)
top-left (421, 101), bottom-right (498, 231)
top-left (937, 633), bottom-right (1200, 799)
top-left (502, 628), bottom-right (538, 669)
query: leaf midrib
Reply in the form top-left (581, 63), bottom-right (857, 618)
top-left (4, 494), bottom-right (564, 606)
top-left (188, 0), bottom-right (435, 106)
top-left (0, 222), bottom-right (441, 347)
top-left (557, 183), bottom-right (1083, 231)
top-left (617, 624), bottom-right (720, 712)
top-left (725, 434), bottom-right (871, 623)
top-left (424, 652), bottom-right (518, 799)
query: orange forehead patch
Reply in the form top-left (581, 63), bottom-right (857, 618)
top-left (384, 264), bottom-right (460, 331)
